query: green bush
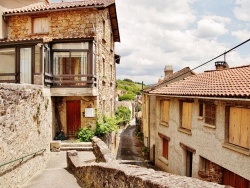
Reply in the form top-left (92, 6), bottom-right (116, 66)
top-left (77, 127), bottom-right (95, 142)
top-left (95, 116), bottom-right (119, 137)
top-left (115, 106), bottom-right (131, 126)
top-left (119, 94), bottom-right (135, 101)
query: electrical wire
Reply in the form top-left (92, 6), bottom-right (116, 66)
top-left (151, 38), bottom-right (250, 88)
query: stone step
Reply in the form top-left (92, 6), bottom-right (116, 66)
top-left (61, 142), bottom-right (92, 148)
top-left (60, 146), bottom-right (93, 151)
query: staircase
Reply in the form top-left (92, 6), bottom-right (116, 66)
top-left (60, 142), bottom-right (93, 151)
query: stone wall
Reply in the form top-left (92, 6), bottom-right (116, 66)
top-left (67, 138), bottom-right (228, 188)
top-left (7, 7), bottom-right (117, 119)
top-left (0, 83), bottom-right (52, 188)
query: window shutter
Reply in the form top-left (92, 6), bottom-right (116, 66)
top-left (229, 107), bottom-right (250, 148)
top-left (182, 102), bottom-right (192, 130)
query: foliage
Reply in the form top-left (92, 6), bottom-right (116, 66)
top-left (95, 116), bottom-right (119, 137)
top-left (115, 106), bottom-right (131, 126)
top-left (116, 79), bottom-right (146, 101)
top-left (77, 127), bottom-right (95, 142)
top-left (118, 93), bottom-right (135, 101)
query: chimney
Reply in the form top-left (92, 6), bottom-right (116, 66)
top-left (215, 61), bottom-right (229, 70)
top-left (164, 65), bottom-right (173, 79)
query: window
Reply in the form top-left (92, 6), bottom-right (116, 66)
top-left (158, 133), bottom-right (169, 159)
top-left (20, 47), bottom-right (32, 84)
top-left (229, 107), bottom-right (250, 149)
top-left (44, 45), bottom-right (51, 74)
top-left (0, 48), bottom-right (15, 81)
top-left (205, 103), bottom-right (216, 125)
top-left (160, 100), bottom-right (170, 124)
top-left (52, 42), bottom-right (91, 86)
top-left (180, 102), bottom-right (192, 130)
top-left (33, 17), bottom-right (49, 34)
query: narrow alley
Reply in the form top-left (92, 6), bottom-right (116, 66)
top-left (117, 121), bottom-right (150, 168)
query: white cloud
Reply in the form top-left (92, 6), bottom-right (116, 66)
top-left (231, 29), bottom-right (250, 41)
top-left (115, 0), bottom-right (250, 84)
top-left (193, 15), bottom-right (230, 39)
top-left (234, 0), bottom-right (250, 21)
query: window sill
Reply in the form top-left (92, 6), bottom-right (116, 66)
top-left (223, 143), bottom-right (250, 156)
top-left (158, 156), bottom-right (168, 166)
top-left (160, 121), bottom-right (169, 127)
top-left (178, 128), bottom-right (192, 135)
top-left (197, 117), bottom-right (203, 120)
top-left (203, 124), bottom-right (216, 129)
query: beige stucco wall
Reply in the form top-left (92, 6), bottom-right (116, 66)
top-left (153, 97), bottom-right (250, 181)
top-left (0, 83), bottom-right (52, 188)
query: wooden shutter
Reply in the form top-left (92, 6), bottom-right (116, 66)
top-left (240, 108), bottom-right (250, 148)
top-left (229, 107), bottom-right (250, 148)
top-left (162, 138), bottom-right (168, 159)
top-left (33, 17), bottom-right (48, 33)
top-left (182, 102), bottom-right (192, 130)
top-left (161, 100), bottom-right (169, 123)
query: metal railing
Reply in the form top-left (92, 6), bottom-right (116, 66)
top-left (0, 149), bottom-right (46, 168)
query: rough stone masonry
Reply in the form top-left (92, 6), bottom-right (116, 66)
top-left (0, 83), bottom-right (52, 188)
top-left (67, 137), bottom-right (230, 188)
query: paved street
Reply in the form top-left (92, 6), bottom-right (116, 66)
top-left (21, 151), bottom-right (95, 188)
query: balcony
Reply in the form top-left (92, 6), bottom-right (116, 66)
top-left (45, 73), bottom-right (98, 96)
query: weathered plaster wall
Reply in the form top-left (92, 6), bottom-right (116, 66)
top-left (67, 138), bottom-right (227, 188)
top-left (154, 98), bottom-right (250, 181)
top-left (0, 83), bottom-right (52, 188)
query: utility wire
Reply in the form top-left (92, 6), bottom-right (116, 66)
top-left (150, 38), bottom-right (250, 89)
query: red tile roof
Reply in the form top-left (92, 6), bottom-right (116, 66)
top-left (4, 0), bottom-right (115, 14)
top-left (150, 65), bottom-right (250, 98)
top-left (143, 67), bottom-right (195, 92)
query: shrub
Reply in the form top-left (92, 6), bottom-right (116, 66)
top-left (77, 127), bottom-right (95, 142)
top-left (118, 94), bottom-right (135, 101)
top-left (115, 106), bottom-right (131, 126)
top-left (95, 116), bottom-right (119, 137)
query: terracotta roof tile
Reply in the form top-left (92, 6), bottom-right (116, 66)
top-left (143, 67), bottom-right (195, 92)
top-left (4, 0), bottom-right (115, 14)
top-left (150, 65), bottom-right (250, 98)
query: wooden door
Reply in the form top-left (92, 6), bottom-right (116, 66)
top-left (223, 169), bottom-right (249, 188)
top-left (66, 100), bottom-right (81, 137)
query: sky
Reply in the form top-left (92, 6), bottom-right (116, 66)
top-left (51, 0), bottom-right (250, 84)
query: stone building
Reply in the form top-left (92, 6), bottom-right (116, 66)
top-left (0, 0), bottom-right (120, 137)
top-left (143, 62), bottom-right (250, 188)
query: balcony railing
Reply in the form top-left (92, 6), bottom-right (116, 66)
top-left (0, 73), bottom-right (96, 88)
top-left (44, 73), bottom-right (97, 87)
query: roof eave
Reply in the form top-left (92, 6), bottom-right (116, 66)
top-left (108, 3), bottom-right (120, 42)
top-left (148, 93), bottom-right (250, 101)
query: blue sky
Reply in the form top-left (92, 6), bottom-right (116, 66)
top-left (50, 0), bottom-right (250, 84)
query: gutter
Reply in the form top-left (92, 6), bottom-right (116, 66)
top-left (147, 94), bottom-right (250, 102)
